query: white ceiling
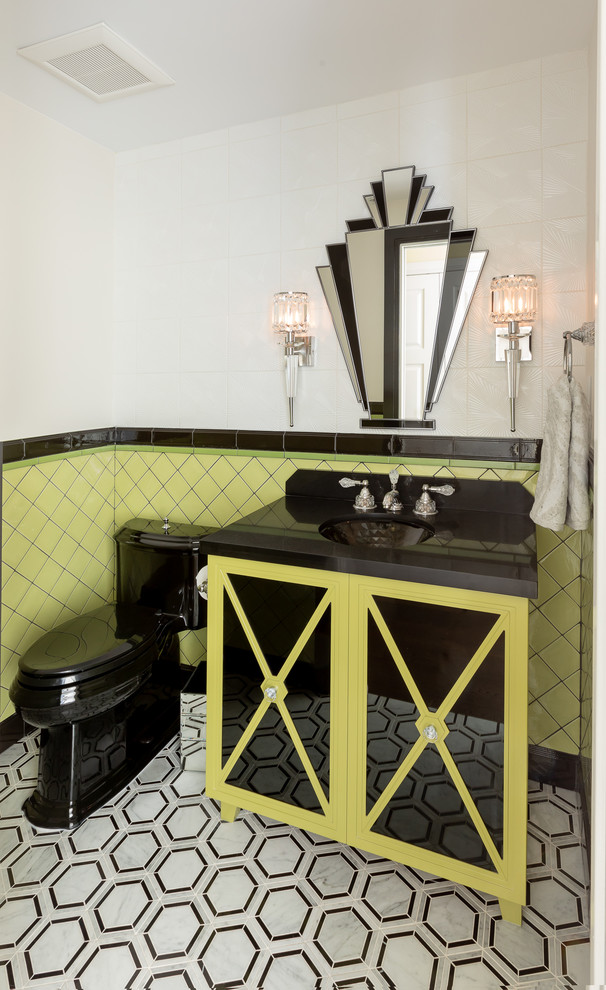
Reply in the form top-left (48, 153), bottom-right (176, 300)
top-left (1, 0), bottom-right (598, 152)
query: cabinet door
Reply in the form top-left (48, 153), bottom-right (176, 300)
top-left (348, 576), bottom-right (528, 910)
top-left (206, 557), bottom-right (349, 839)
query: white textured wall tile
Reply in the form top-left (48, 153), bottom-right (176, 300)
top-left (228, 311), bottom-right (281, 372)
top-left (290, 369), bottom-right (338, 432)
top-left (229, 195), bottom-right (281, 256)
top-left (337, 109), bottom-right (400, 181)
top-left (468, 78), bottom-right (541, 159)
top-left (419, 163), bottom-right (468, 228)
top-left (229, 117), bottom-right (281, 143)
top-left (137, 210), bottom-right (181, 267)
top-left (115, 269), bottom-right (138, 322)
top-left (432, 368), bottom-right (468, 436)
top-left (182, 145), bottom-right (228, 207)
top-left (336, 178), bottom-right (378, 232)
top-left (542, 68), bottom-right (589, 147)
top-left (115, 163), bottom-right (139, 215)
top-left (181, 259), bottom-right (228, 318)
top-left (134, 373), bottom-right (181, 426)
top-left (182, 204), bottom-right (228, 263)
top-left (338, 92), bottom-right (399, 119)
top-left (114, 322), bottom-right (137, 369)
top-left (229, 253), bottom-right (281, 316)
top-left (137, 265), bottom-right (181, 320)
top-left (227, 371), bottom-right (285, 429)
top-left (281, 186), bottom-right (339, 251)
top-left (281, 123), bottom-right (338, 191)
top-left (282, 105), bottom-right (336, 131)
top-left (473, 221), bottom-right (542, 285)
top-left (180, 372), bottom-right (228, 428)
top-left (467, 58), bottom-right (540, 92)
top-left (468, 151), bottom-right (541, 227)
top-left (542, 143), bottom-right (587, 220)
top-left (229, 134), bottom-right (281, 200)
top-left (400, 75), bottom-right (467, 106)
top-left (180, 316), bottom-right (228, 373)
top-left (467, 366), bottom-right (542, 437)
top-left (400, 94), bottom-right (467, 167)
top-left (542, 50), bottom-right (588, 76)
top-left (138, 155), bottom-right (181, 213)
top-left (114, 214), bottom-right (138, 272)
top-left (542, 291), bottom-right (588, 367)
top-left (136, 318), bottom-right (180, 373)
top-left (182, 129), bottom-right (229, 153)
top-left (113, 374), bottom-right (136, 423)
top-left (543, 217), bottom-right (587, 293)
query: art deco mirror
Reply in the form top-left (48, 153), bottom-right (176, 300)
top-left (317, 165), bottom-right (487, 429)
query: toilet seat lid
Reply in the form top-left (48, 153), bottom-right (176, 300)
top-left (19, 604), bottom-right (159, 679)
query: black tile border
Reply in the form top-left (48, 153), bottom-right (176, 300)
top-left (1, 427), bottom-right (546, 466)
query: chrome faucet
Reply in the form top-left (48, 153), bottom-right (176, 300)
top-left (339, 477), bottom-right (376, 511)
top-left (382, 468), bottom-right (403, 512)
top-left (413, 483), bottom-right (455, 516)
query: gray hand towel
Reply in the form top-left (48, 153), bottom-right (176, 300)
top-left (530, 374), bottom-right (590, 532)
top-left (566, 378), bottom-right (590, 530)
top-left (530, 376), bottom-right (572, 531)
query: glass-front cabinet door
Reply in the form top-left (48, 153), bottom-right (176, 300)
top-left (206, 557), bottom-right (349, 839)
top-left (347, 575), bottom-right (528, 923)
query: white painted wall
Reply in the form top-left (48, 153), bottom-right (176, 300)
top-left (113, 51), bottom-right (593, 436)
top-left (0, 93), bottom-right (114, 442)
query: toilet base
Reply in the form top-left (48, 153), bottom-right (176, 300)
top-left (23, 667), bottom-right (182, 830)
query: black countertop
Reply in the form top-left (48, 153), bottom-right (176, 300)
top-left (201, 470), bottom-right (538, 598)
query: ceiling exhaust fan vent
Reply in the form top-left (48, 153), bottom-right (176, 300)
top-left (17, 23), bottom-right (174, 102)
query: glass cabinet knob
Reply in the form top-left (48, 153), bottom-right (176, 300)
top-left (423, 724), bottom-right (438, 741)
top-left (264, 686), bottom-right (278, 701)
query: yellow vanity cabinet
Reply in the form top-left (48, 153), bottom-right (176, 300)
top-left (205, 555), bottom-right (528, 924)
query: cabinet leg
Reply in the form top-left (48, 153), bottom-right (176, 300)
top-left (498, 899), bottom-right (522, 925)
top-left (220, 802), bottom-right (240, 822)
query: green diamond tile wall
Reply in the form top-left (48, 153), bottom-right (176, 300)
top-left (1, 451), bottom-right (115, 720)
top-left (1, 445), bottom-right (585, 758)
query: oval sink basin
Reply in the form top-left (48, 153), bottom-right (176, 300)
top-left (319, 514), bottom-right (434, 549)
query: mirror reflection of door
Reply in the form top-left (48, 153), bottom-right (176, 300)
top-left (401, 243), bottom-right (447, 420)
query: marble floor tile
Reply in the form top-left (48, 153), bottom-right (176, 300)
top-left (0, 732), bottom-right (591, 989)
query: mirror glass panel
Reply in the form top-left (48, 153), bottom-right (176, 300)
top-left (317, 165), bottom-right (487, 429)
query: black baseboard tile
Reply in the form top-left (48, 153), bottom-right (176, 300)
top-left (193, 430), bottom-right (237, 449)
top-left (114, 428), bottom-right (154, 446)
top-left (284, 432), bottom-right (335, 455)
top-left (71, 429), bottom-right (116, 450)
top-left (23, 433), bottom-right (73, 460)
top-left (2, 439), bottom-right (26, 464)
top-left (335, 432), bottom-right (393, 458)
top-left (237, 431), bottom-right (285, 452)
top-left (152, 428), bottom-right (194, 448)
top-left (391, 435), bottom-right (455, 458)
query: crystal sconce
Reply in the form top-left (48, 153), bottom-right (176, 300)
top-left (272, 291), bottom-right (316, 427)
top-left (489, 274), bottom-right (538, 432)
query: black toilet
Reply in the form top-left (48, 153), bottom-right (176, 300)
top-left (10, 518), bottom-right (214, 830)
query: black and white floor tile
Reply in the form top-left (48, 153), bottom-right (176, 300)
top-left (0, 734), bottom-right (590, 989)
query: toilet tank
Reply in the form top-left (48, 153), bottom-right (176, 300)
top-left (115, 519), bottom-right (216, 631)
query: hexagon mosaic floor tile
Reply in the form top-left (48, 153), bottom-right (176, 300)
top-left (0, 733), bottom-right (590, 989)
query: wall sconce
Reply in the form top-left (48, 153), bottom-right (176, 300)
top-left (489, 274), bottom-right (538, 432)
top-left (272, 291), bottom-right (316, 427)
